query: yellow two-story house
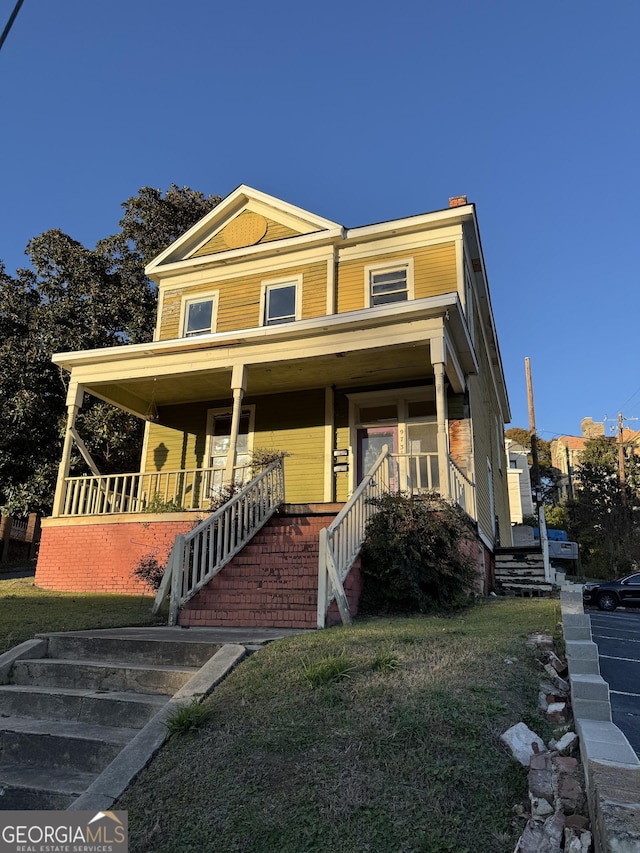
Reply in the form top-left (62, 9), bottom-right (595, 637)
top-left (36, 186), bottom-right (511, 627)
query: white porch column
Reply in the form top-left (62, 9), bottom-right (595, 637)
top-left (52, 382), bottom-right (84, 517)
top-left (431, 336), bottom-right (450, 500)
top-left (225, 364), bottom-right (247, 484)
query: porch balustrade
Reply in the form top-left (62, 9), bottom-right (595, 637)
top-left (59, 465), bottom-right (252, 517)
top-left (152, 459), bottom-right (285, 624)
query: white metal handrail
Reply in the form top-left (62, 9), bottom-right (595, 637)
top-left (153, 459), bottom-right (285, 625)
top-left (317, 445), bottom-right (390, 628)
top-left (60, 464), bottom-right (252, 517)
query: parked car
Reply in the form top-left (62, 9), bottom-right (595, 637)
top-left (583, 573), bottom-right (640, 611)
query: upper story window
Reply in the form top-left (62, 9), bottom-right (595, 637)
top-left (182, 293), bottom-right (218, 337)
top-left (261, 276), bottom-right (302, 326)
top-left (365, 259), bottom-right (414, 307)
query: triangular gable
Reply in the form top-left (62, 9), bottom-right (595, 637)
top-left (145, 185), bottom-right (343, 275)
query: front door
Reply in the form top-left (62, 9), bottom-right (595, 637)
top-left (357, 426), bottom-right (398, 488)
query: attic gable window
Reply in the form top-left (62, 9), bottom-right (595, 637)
top-left (261, 276), bottom-right (302, 326)
top-left (365, 259), bottom-right (414, 307)
top-left (181, 292), bottom-right (218, 337)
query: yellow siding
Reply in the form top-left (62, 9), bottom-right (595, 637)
top-left (253, 390), bottom-right (326, 503)
top-left (336, 242), bottom-right (457, 313)
top-left (159, 261), bottom-right (327, 339)
top-left (192, 213), bottom-right (301, 258)
top-left (469, 332), bottom-right (510, 543)
top-left (144, 392), bottom-right (327, 504)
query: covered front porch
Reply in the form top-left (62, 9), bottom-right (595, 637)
top-left (50, 296), bottom-right (478, 521)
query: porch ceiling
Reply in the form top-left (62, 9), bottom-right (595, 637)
top-left (86, 342), bottom-right (434, 415)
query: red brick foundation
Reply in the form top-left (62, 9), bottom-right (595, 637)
top-left (35, 516), bottom-right (195, 595)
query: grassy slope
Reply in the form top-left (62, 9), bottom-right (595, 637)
top-left (0, 577), bottom-right (159, 653)
top-left (119, 598), bottom-right (559, 853)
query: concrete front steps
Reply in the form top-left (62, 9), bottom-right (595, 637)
top-left (495, 547), bottom-right (554, 597)
top-left (179, 503), bottom-right (363, 629)
top-left (0, 629), bottom-right (223, 809)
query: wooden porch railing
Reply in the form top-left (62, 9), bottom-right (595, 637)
top-left (59, 465), bottom-right (252, 516)
top-left (152, 459), bottom-right (285, 625)
top-left (317, 445), bottom-right (390, 628)
top-left (449, 458), bottom-right (475, 517)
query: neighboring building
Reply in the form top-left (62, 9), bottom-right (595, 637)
top-left (505, 438), bottom-right (534, 524)
top-left (551, 417), bottom-right (640, 501)
top-left (36, 186), bottom-right (512, 626)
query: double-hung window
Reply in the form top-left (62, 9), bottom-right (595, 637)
top-left (261, 277), bottom-right (301, 326)
top-left (365, 259), bottom-right (414, 307)
top-left (182, 294), bottom-right (217, 337)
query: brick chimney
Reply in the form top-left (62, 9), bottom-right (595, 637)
top-left (449, 195), bottom-right (468, 208)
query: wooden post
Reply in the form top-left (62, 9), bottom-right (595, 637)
top-left (52, 383), bottom-right (84, 517)
top-left (525, 358), bottom-right (540, 507)
top-left (618, 411), bottom-right (627, 505)
top-left (225, 365), bottom-right (247, 485)
top-left (0, 515), bottom-right (11, 563)
top-left (26, 513), bottom-right (41, 559)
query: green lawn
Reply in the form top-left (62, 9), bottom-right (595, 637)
top-left (0, 576), bottom-right (160, 653)
top-left (118, 597), bottom-right (560, 853)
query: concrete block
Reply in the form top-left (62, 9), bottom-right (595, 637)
top-left (573, 698), bottom-right (612, 722)
top-left (577, 720), bottom-right (640, 768)
top-left (570, 673), bottom-right (610, 702)
top-left (565, 640), bottom-right (600, 675)
top-left (562, 614), bottom-right (592, 642)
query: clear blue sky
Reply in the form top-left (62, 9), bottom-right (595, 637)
top-left (2, 0), bottom-right (639, 440)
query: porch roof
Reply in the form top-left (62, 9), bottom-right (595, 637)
top-left (53, 295), bottom-right (477, 418)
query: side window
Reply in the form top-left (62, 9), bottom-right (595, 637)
top-left (261, 276), bottom-right (302, 326)
top-left (182, 293), bottom-right (217, 337)
top-left (365, 259), bottom-right (414, 307)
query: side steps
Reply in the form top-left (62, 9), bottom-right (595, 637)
top-left (0, 629), bottom-right (244, 810)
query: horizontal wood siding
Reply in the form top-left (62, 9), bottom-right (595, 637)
top-left (159, 261), bottom-right (327, 338)
top-left (336, 242), bottom-right (457, 313)
top-left (253, 390), bottom-right (326, 503)
top-left (192, 213), bottom-right (301, 258)
top-left (145, 392), bottom-right (327, 504)
top-left (469, 334), bottom-right (510, 546)
top-left (144, 403), bottom-right (210, 473)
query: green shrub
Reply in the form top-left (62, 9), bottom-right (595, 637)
top-left (360, 492), bottom-right (476, 613)
top-left (143, 494), bottom-right (185, 513)
top-left (132, 554), bottom-right (165, 590)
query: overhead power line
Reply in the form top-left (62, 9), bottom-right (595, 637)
top-left (0, 0), bottom-right (25, 53)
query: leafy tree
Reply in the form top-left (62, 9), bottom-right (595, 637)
top-left (0, 186), bottom-right (220, 516)
top-left (505, 426), bottom-right (559, 504)
top-left (565, 436), bottom-right (640, 579)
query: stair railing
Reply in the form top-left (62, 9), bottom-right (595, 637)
top-left (153, 459), bottom-right (285, 625)
top-left (317, 445), bottom-right (390, 628)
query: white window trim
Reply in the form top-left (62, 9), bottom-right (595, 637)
top-left (259, 274), bottom-right (303, 327)
top-left (205, 405), bottom-right (256, 468)
top-left (364, 258), bottom-right (414, 308)
top-left (179, 290), bottom-right (219, 338)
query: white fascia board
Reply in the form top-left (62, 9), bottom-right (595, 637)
top-left (158, 245), bottom-right (336, 292)
top-left (148, 227), bottom-right (345, 283)
top-left (145, 185), bottom-right (343, 277)
top-left (344, 205), bottom-right (474, 243)
top-left (52, 294), bottom-right (462, 372)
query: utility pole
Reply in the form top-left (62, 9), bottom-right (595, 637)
top-left (525, 357), bottom-right (540, 507)
top-left (524, 357), bottom-right (551, 583)
top-left (618, 411), bottom-right (626, 504)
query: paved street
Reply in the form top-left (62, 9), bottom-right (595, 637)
top-left (589, 609), bottom-right (640, 757)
